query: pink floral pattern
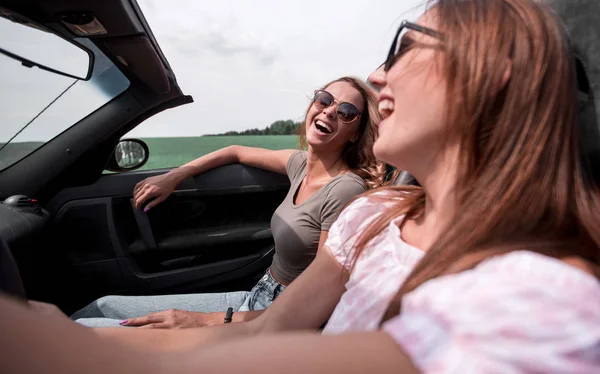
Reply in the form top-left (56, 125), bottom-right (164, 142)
top-left (323, 192), bottom-right (424, 333)
top-left (323, 194), bottom-right (600, 373)
top-left (384, 251), bottom-right (600, 373)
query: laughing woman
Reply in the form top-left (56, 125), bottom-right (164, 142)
top-left (72, 76), bottom-right (387, 328)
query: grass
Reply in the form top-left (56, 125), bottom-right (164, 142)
top-left (1, 135), bottom-right (301, 171)
top-left (139, 135), bottom-right (301, 170)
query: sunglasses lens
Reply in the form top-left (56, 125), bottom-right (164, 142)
top-left (338, 103), bottom-right (360, 123)
top-left (314, 91), bottom-right (333, 110)
top-left (385, 26), bottom-right (410, 71)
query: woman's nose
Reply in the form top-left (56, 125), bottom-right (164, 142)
top-left (368, 64), bottom-right (386, 91)
top-left (323, 104), bottom-right (337, 119)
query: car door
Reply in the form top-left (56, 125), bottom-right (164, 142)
top-left (46, 163), bottom-right (290, 313)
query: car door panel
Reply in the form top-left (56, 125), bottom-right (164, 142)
top-left (48, 164), bottom-right (290, 312)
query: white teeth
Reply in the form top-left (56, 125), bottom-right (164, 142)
top-left (378, 99), bottom-right (394, 118)
top-left (378, 100), bottom-right (394, 112)
top-left (315, 120), bottom-right (332, 133)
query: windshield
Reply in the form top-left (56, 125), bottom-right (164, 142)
top-left (0, 37), bottom-right (130, 170)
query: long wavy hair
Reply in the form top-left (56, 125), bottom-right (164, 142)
top-left (299, 77), bottom-right (389, 189)
top-left (347, 0), bottom-right (600, 323)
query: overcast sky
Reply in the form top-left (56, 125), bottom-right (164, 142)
top-left (1, 0), bottom-right (425, 142)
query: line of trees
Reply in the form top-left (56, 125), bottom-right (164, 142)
top-left (204, 120), bottom-right (303, 136)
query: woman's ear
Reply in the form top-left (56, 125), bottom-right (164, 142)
top-left (490, 59), bottom-right (512, 99)
top-left (498, 59), bottom-right (512, 92)
top-left (501, 59), bottom-right (512, 89)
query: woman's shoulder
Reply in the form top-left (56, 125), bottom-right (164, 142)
top-left (286, 151), bottom-right (308, 181)
top-left (325, 189), bottom-right (407, 239)
top-left (394, 251), bottom-right (600, 326)
top-left (294, 150), bottom-right (308, 160)
top-left (478, 250), bottom-right (600, 290)
top-left (318, 173), bottom-right (372, 231)
top-left (318, 172), bottom-right (372, 211)
top-left (325, 188), bottom-right (407, 264)
top-left (324, 172), bottom-right (368, 197)
top-left (384, 251), bottom-right (600, 373)
top-left (337, 188), bottom-right (406, 218)
top-left (410, 251), bottom-right (600, 301)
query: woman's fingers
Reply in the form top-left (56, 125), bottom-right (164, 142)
top-left (133, 180), bottom-right (148, 196)
top-left (121, 313), bottom-right (162, 327)
top-left (134, 183), bottom-right (172, 211)
top-left (134, 187), bottom-right (158, 209)
top-left (132, 182), bottom-right (147, 205)
top-left (122, 312), bottom-right (171, 329)
top-left (138, 323), bottom-right (169, 329)
top-left (143, 195), bottom-right (168, 212)
top-left (133, 191), bottom-right (146, 209)
top-left (132, 178), bottom-right (171, 211)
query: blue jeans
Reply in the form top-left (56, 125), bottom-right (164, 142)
top-left (72, 269), bottom-right (285, 327)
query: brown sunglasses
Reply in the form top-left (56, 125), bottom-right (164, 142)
top-left (384, 20), bottom-right (443, 71)
top-left (313, 90), bottom-right (362, 123)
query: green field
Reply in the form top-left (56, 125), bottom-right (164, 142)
top-left (1, 136), bottom-right (300, 171)
top-left (139, 135), bottom-right (300, 170)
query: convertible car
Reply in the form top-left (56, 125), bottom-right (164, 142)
top-left (0, 0), bottom-right (598, 319)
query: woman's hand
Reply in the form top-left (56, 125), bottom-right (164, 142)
top-left (120, 309), bottom-right (222, 329)
top-left (133, 172), bottom-right (181, 211)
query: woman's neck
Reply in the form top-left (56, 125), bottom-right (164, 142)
top-left (305, 148), bottom-right (346, 182)
top-left (404, 148), bottom-right (460, 250)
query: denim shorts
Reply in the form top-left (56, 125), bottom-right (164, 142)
top-left (72, 269), bottom-right (286, 328)
top-left (238, 269), bottom-right (286, 312)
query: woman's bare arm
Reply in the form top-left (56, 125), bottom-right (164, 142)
top-left (175, 332), bottom-right (420, 374)
top-left (1, 292), bottom-right (420, 374)
top-left (169, 146), bottom-right (297, 183)
top-left (1, 293), bottom-right (163, 374)
top-left (134, 146), bottom-right (297, 209)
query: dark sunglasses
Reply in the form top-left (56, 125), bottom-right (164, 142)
top-left (384, 20), bottom-right (443, 71)
top-left (313, 90), bottom-right (362, 123)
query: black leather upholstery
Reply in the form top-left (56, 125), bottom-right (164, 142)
top-left (548, 0), bottom-right (600, 183)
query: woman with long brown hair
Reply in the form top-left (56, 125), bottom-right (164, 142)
top-left (1, 0), bottom-right (599, 372)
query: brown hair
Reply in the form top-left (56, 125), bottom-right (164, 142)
top-left (349, 0), bottom-right (600, 323)
top-left (299, 77), bottom-right (388, 189)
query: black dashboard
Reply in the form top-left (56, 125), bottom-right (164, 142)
top-left (0, 195), bottom-right (50, 247)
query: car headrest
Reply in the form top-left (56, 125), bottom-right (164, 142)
top-left (392, 170), bottom-right (420, 186)
top-left (547, 0), bottom-right (600, 184)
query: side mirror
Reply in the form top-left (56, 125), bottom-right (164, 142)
top-left (106, 139), bottom-right (150, 172)
top-left (0, 11), bottom-right (94, 80)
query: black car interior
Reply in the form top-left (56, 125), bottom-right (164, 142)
top-left (0, 0), bottom-right (599, 318)
top-left (0, 0), bottom-right (292, 314)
